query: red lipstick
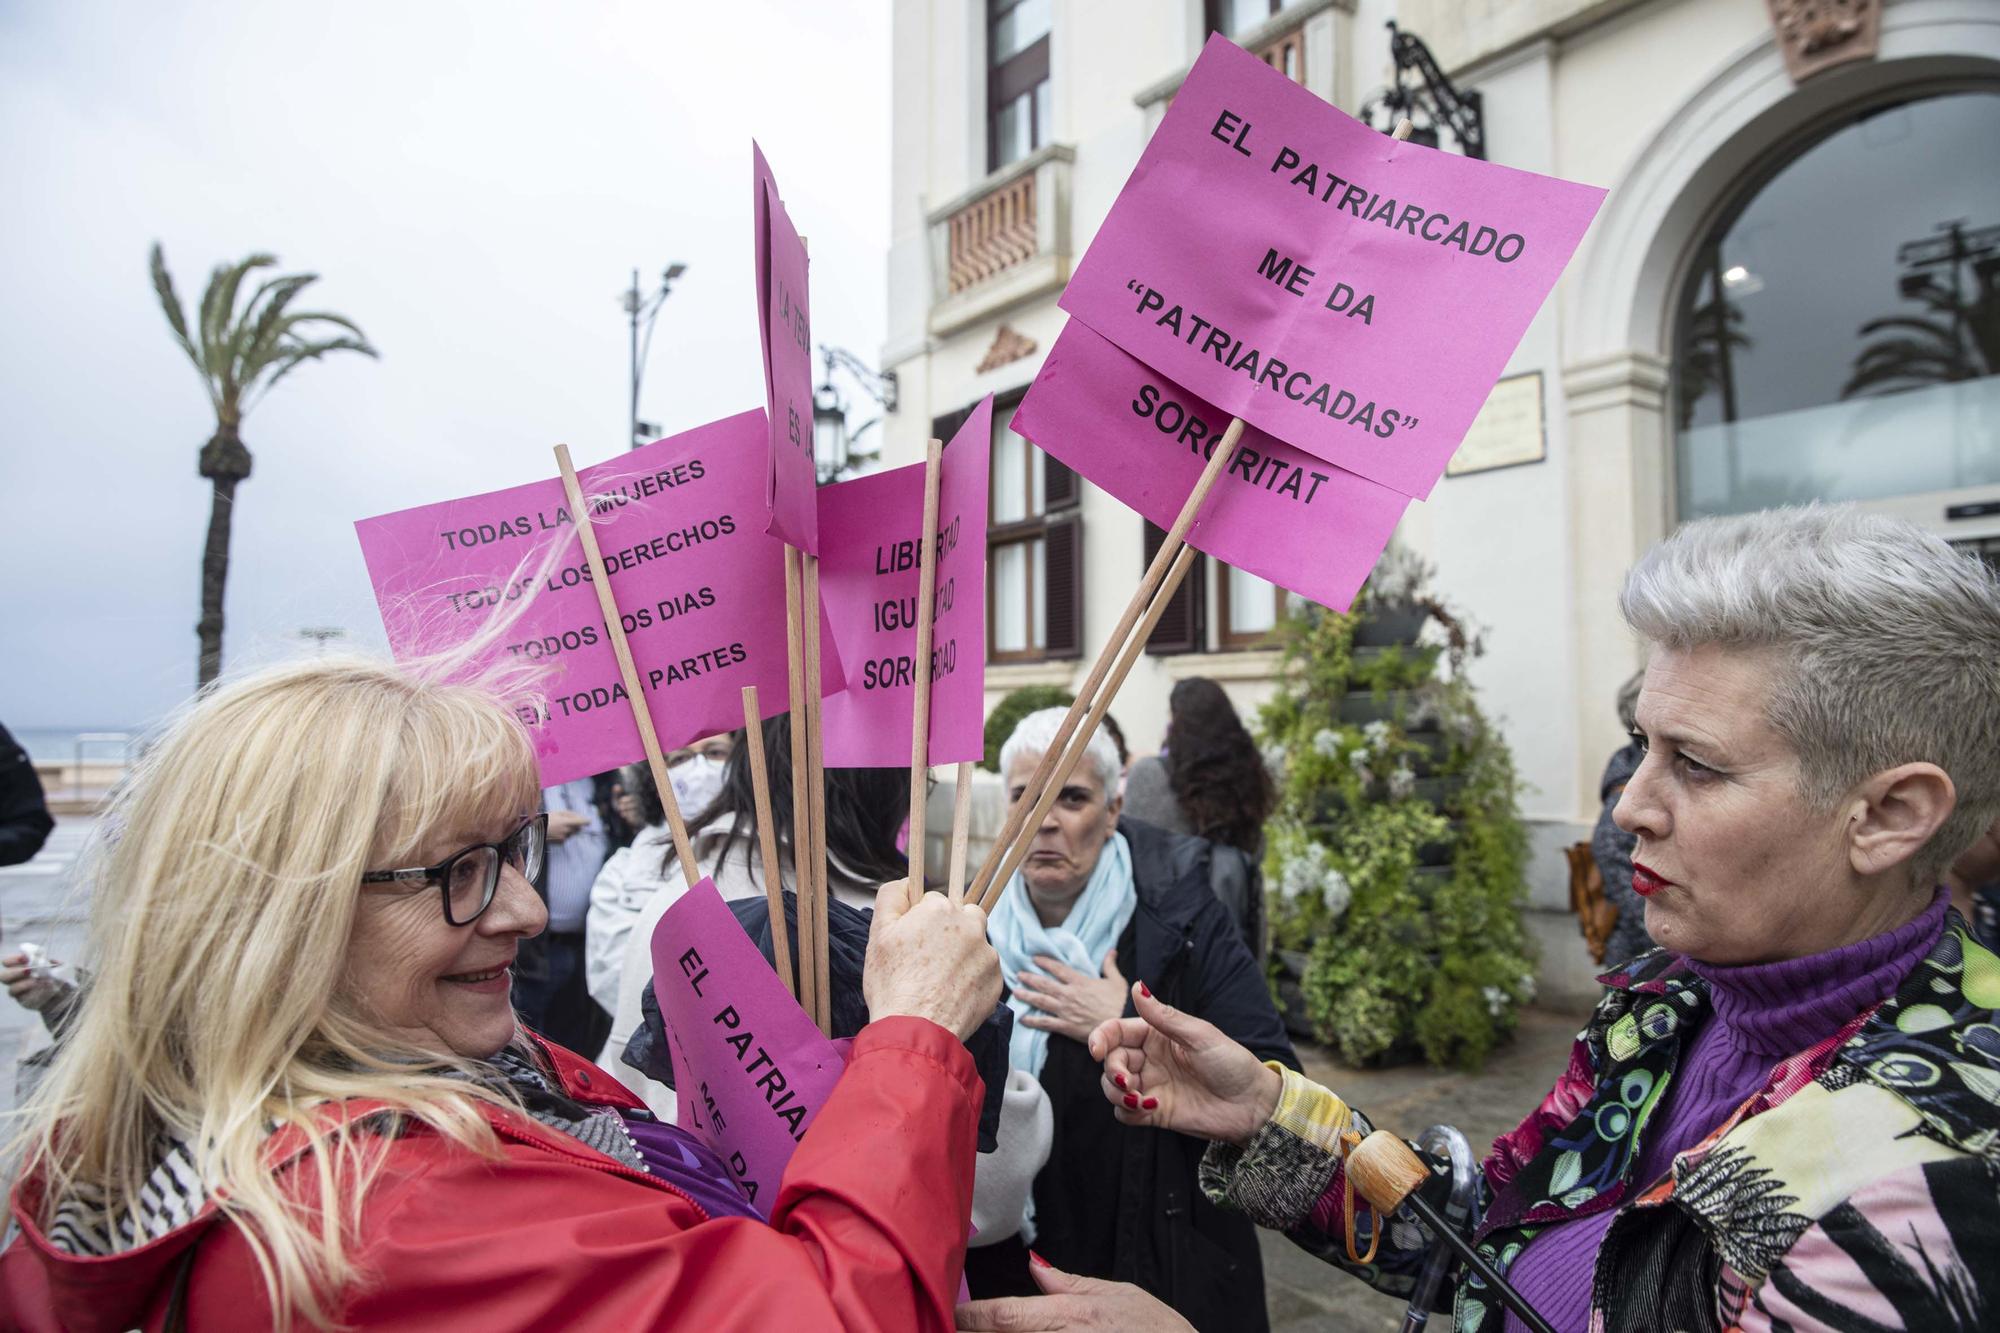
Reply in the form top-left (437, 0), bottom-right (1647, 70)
top-left (1631, 861), bottom-right (1673, 897)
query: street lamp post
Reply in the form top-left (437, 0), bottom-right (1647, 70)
top-left (812, 345), bottom-right (899, 484)
top-left (623, 263), bottom-right (688, 449)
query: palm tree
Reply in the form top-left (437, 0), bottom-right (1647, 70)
top-left (1675, 291), bottom-right (1753, 430)
top-left (1843, 228), bottom-right (1999, 399)
top-left (1841, 292), bottom-right (1999, 397)
top-left (149, 244), bottom-right (379, 689)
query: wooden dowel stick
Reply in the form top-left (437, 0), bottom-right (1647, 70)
top-left (966, 419), bottom-right (1244, 903)
top-left (803, 551), bottom-right (831, 1031)
top-left (980, 546), bottom-right (1198, 914)
top-left (908, 437), bottom-right (945, 885)
top-left (741, 685), bottom-right (794, 999)
top-left (783, 546), bottom-right (820, 1028)
top-left (947, 762), bottom-right (975, 906)
top-left (554, 444), bottom-right (697, 888)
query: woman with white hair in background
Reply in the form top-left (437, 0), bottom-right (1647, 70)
top-left (960, 707), bottom-right (1296, 1333)
top-left (0, 659), bottom-right (1002, 1331)
top-left (964, 507), bottom-right (2000, 1333)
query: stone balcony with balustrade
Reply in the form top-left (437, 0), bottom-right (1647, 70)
top-left (925, 142), bottom-right (1075, 337)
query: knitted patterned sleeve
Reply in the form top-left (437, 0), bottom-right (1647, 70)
top-left (1198, 1065), bottom-right (1445, 1298)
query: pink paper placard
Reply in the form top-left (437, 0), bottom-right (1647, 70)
top-left (1059, 34), bottom-right (1605, 500)
top-left (755, 142), bottom-right (818, 554)
top-left (355, 410), bottom-right (843, 787)
top-left (652, 877), bottom-right (848, 1212)
top-left (1014, 323), bottom-right (1408, 612)
top-left (817, 398), bottom-right (993, 768)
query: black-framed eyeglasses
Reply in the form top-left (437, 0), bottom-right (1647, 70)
top-left (360, 814), bottom-right (546, 926)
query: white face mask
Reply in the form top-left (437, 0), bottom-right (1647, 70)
top-left (670, 754), bottom-right (727, 821)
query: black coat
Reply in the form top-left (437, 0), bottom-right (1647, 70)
top-left (0, 723), bottom-right (52, 869)
top-left (1026, 818), bottom-right (1296, 1333)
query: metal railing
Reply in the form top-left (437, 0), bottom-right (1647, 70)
top-left (71, 732), bottom-right (131, 800)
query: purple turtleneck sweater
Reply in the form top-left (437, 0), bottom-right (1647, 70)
top-left (1500, 890), bottom-right (1948, 1333)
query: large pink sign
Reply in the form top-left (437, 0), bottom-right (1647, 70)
top-left (1013, 324), bottom-right (1407, 612)
top-left (355, 411), bottom-right (842, 787)
top-left (652, 877), bottom-right (848, 1212)
top-left (1059, 35), bottom-right (1605, 499)
top-left (817, 398), bottom-right (993, 768)
top-left (755, 142), bottom-right (818, 554)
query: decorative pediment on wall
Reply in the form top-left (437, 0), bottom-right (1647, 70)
top-left (976, 323), bottom-right (1038, 375)
top-left (1766, 0), bottom-right (1881, 84)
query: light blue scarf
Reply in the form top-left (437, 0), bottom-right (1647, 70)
top-left (990, 831), bottom-right (1138, 1081)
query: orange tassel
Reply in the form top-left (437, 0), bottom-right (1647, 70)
top-left (1338, 1130), bottom-right (1382, 1265)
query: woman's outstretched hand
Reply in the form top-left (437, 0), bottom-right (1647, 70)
top-left (1086, 982), bottom-right (1280, 1148)
top-left (955, 1257), bottom-right (1193, 1331)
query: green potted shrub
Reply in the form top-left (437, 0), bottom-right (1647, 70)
top-left (983, 685), bottom-right (1075, 772)
top-left (1260, 548), bottom-right (1535, 1071)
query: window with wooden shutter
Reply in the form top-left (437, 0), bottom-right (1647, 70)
top-left (1141, 521), bottom-right (1206, 655)
top-left (988, 0), bottom-right (1052, 172)
top-left (1044, 455), bottom-right (1078, 510)
top-left (1217, 562), bottom-right (1288, 649)
top-left (930, 405), bottom-right (977, 448)
top-left (978, 390), bottom-right (1083, 663)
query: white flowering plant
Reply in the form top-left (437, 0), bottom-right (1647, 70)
top-left (1258, 550), bottom-right (1534, 1070)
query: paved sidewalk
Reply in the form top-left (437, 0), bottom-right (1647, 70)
top-left (1262, 1003), bottom-right (1593, 1332)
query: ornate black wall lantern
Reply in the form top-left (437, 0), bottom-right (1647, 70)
top-left (1362, 21), bottom-right (1486, 159)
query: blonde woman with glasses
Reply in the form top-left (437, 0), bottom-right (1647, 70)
top-left (0, 658), bottom-right (1001, 1331)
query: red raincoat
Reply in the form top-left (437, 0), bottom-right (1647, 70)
top-left (0, 1018), bottom-right (979, 1331)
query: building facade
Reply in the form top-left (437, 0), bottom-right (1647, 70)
top-left (880, 0), bottom-right (2000, 998)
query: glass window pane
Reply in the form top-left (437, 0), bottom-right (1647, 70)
top-left (1029, 442), bottom-right (1046, 517)
top-left (994, 92), bottom-right (1032, 169)
top-left (1033, 80), bottom-right (1051, 155)
top-left (993, 541), bottom-right (1028, 654)
top-left (1222, 0), bottom-right (1276, 34)
top-left (992, 0), bottom-right (1051, 62)
top-left (1030, 537), bottom-right (1047, 650)
top-left (992, 419), bottom-right (1027, 523)
top-left (1227, 566), bottom-right (1278, 637)
top-left (1674, 92), bottom-right (2000, 518)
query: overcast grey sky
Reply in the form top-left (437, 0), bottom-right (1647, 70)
top-left (0, 0), bottom-right (890, 733)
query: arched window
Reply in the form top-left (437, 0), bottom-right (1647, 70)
top-left (1673, 89), bottom-right (2000, 520)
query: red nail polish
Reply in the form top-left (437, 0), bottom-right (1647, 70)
top-left (1029, 1250), bottom-right (1051, 1269)
top-left (1123, 1094), bottom-right (1139, 1108)
top-left (1138, 982), bottom-right (1152, 998)
top-left (1142, 1097), bottom-right (1159, 1110)
top-left (1114, 1073), bottom-right (1127, 1089)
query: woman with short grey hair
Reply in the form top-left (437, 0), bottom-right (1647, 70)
top-left (965, 708), bottom-right (1294, 1331)
top-left (998, 707), bottom-right (1124, 809)
top-left (966, 507), bottom-right (2000, 1333)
